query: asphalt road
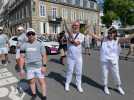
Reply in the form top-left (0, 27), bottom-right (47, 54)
top-left (0, 48), bottom-right (134, 100)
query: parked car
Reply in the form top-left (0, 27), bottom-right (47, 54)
top-left (9, 36), bottom-right (18, 54)
top-left (37, 36), bottom-right (59, 55)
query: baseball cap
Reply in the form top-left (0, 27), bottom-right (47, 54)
top-left (26, 28), bottom-right (36, 33)
top-left (0, 27), bottom-right (3, 30)
top-left (17, 26), bottom-right (24, 31)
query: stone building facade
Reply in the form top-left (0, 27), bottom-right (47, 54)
top-left (0, 0), bottom-right (100, 36)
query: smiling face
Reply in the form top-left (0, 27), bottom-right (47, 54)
top-left (107, 27), bottom-right (117, 40)
top-left (26, 31), bottom-right (36, 43)
top-left (72, 21), bottom-right (80, 33)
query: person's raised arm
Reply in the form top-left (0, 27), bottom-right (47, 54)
top-left (63, 19), bottom-right (72, 36)
top-left (84, 22), bottom-right (102, 41)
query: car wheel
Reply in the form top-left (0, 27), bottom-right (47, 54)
top-left (10, 46), bottom-right (16, 54)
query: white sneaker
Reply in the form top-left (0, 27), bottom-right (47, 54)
top-left (117, 87), bottom-right (125, 95)
top-left (104, 86), bottom-right (110, 95)
top-left (77, 85), bottom-right (84, 93)
top-left (65, 83), bottom-right (70, 92)
top-left (3, 63), bottom-right (8, 66)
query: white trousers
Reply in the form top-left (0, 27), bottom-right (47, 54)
top-left (101, 59), bottom-right (122, 86)
top-left (66, 57), bottom-right (83, 86)
top-left (16, 48), bottom-right (20, 59)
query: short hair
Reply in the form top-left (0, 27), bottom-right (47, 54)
top-left (72, 20), bottom-right (80, 27)
top-left (108, 27), bottom-right (117, 34)
top-left (108, 27), bottom-right (117, 40)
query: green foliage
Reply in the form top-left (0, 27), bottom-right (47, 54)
top-left (102, 11), bottom-right (118, 27)
top-left (103, 0), bottom-right (134, 27)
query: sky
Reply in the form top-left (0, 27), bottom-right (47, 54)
top-left (96, 0), bottom-right (104, 10)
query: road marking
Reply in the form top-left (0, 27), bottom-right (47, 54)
top-left (8, 86), bottom-right (25, 100)
top-left (0, 72), bottom-right (13, 79)
top-left (0, 68), bottom-right (8, 73)
top-left (0, 67), bottom-right (25, 100)
top-left (0, 77), bottom-right (18, 87)
top-left (0, 87), bottom-right (9, 97)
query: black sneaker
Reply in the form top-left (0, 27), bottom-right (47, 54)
top-left (17, 86), bottom-right (23, 94)
top-left (41, 96), bottom-right (47, 100)
top-left (31, 94), bottom-right (36, 100)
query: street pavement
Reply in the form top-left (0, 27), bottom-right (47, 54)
top-left (0, 48), bottom-right (134, 100)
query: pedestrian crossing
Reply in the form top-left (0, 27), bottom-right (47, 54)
top-left (0, 68), bottom-right (18, 87)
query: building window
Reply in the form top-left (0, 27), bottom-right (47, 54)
top-left (43, 23), bottom-right (46, 33)
top-left (61, 0), bottom-right (67, 3)
top-left (20, 8), bottom-right (23, 19)
top-left (90, 1), bottom-right (94, 9)
top-left (52, 7), bottom-right (57, 19)
top-left (71, 10), bottom-right (76, 21)
top-left (72, 0), bottom-right (75, 5)
top-left (67, 0), bottom-right (72, 4)
top-left (83, 0), bottom-right (88, 8)
top-left (39, 1), bottom-right (46, 16)
top-left (62, 8), bottom-right (68, 19)
top-left (32, 1), bottom-right (36, 16)
top-left (40, 22), bottom-right (46, 34)
top-left (80, 0), bottom-right (83, 7)
top-left (80, 11), bottom-right (85, 20)
top-left (75, 0), bottom-right (80, 6)
top-left (51, 0), bottom-right (57, 2)
top-left (26, 5), bottom-right (30, 17)
top-left (53, 24), bottom-right (57, 34)
top-left (22, 8), bottom-right (24, 18)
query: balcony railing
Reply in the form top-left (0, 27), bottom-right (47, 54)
top-left (48, 15), bottom-right (62, 23)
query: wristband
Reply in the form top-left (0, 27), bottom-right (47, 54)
top-left (43, 64), bottom-right (47, 67)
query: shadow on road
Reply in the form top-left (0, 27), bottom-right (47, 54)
top-left (49, 58), bottom-right (61, 64)
top-left (119, 55), bottom-right (134, 62)
top-left (47, 72), bottom-right (76, 89)
top-left (47, 71), bottom-right (104, 91)
top-left (82, 75), bottom-right (103, 91)
top-left (47, 72), bottom-right (66, 87)
top-left (82, 75), bottom-right (124, 94)
top-left (17, 79), bottom-right (45, 99)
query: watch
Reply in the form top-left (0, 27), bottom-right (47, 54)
top-left (43, 64), bottom-right (47, 67)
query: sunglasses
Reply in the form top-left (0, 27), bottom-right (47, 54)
top-left (17, 30), bottom-right (21, 31)
top-left (26, 32), bottom-right (35, 36)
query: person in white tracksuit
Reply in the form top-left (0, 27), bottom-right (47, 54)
top-left (90, 27), bottom-right (134, 95)
top-left (64, 20), bottom-right (84, 93)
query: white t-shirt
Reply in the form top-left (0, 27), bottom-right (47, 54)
top-left (100, 37), bottom-right (121, 62)
top-left (66, 32), bottom-right (84, 59)
top-left (0, 34), bottom-right (8, 48)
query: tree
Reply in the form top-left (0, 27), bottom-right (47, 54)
top-left (102, 0), bottom-right (134, 27)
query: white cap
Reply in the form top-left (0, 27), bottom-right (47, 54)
top-left (26, 28), bottom-right (36, 33)
top-left (0, 27), bottom-right (3, 30)
top-left (17, 26), bottom-right (24, 31)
